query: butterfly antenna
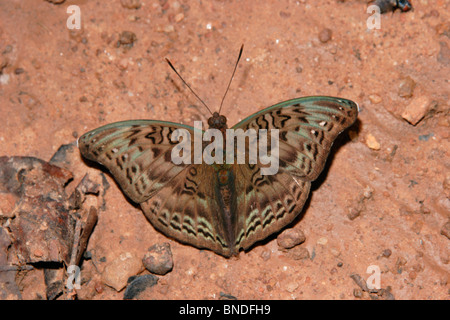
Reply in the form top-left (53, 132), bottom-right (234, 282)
top-left (165, 58), bottom-right (214, 116)
top-left (218, 44), bottom-right (244, 115)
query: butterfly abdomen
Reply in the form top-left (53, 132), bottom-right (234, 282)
top-left (214, 167), bottom-right (238, 255)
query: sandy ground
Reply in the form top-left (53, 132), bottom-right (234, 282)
top-left (0, 0), bottom-right (449, 299)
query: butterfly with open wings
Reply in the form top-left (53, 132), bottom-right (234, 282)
top-left (78, 45), bottom-right (358, 258)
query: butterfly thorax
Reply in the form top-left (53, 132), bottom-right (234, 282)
top-left (207, 112), bottom-right (228, 131)
top-left (205, 111), bottom-right (229, 166)
top-left (207, 111), bottom-right (230, 167)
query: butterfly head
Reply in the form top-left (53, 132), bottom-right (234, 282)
top-left (208, 112), bottom-right (228, 130)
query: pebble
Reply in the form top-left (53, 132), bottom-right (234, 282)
top-left (164, 25), bottom-right (175, 33)
top-left (123, 274), bottom-right (158, 299)
top-left (365, 133), bottom-right (381, 150)
top-left (319, 28), bottom-right (332, 43)
top-left (95, 281), bottom-right (104, 294)
top-left (33, 248), bottom-right (44, 257)
top-left (260, 248), bottom-right (271, 261)
top-left (347, 207), bottom-right (361, 220)
top-left (381, 249), bottom-right (392, 258)
top-left (102, 252), bottom-right (143, 291)
top-left (440, 221), bottom-right (450, 240)
top-left (117, 58), bottom-right (129, 70)
top-left (118, 31), bottom-right (137, 48)
top-left (142, 242), bottom-right (173, 275)
top-left (0, 74), bottom-right (10, 85)
top-left (287, 246), bottom-right (310, 260)
top-left (174, 13), bottom-right (184, 23)
top-left (353, 288), bottom-right (363, 298)
top-left (368, 94), bottom-right (382, 104)
top-left (395, 256), bottom-right (407, 274)
top-left (277, 228), bottom-right (306, 249)
top-left (350, 273), bottom-right (369, 292)
top-left (120, 0), bottom-right (141, 9)
top-left (363, 185), bottom-right (374, 199)
top-left (401, 96), bottom-right (431, 125)
top-left (285, 282), bottom-right (299, 293)
top-left (398, 76), bottom-right (416, 98)
top-left (330, 247), bottom-right (341, 257)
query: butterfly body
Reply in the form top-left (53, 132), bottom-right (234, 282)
top-left (79, 96), bottom-right (358, 257)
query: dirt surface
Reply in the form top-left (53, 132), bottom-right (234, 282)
top-left (0, 0), bottom-right (449, 300)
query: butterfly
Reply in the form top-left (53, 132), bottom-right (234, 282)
top-left (78, 46), bottom-right (358, 258)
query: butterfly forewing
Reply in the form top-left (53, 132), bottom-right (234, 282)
top-left (78, 120), bottom-right (195, 203)
top-left (233, 96), bottom-right (358, 180)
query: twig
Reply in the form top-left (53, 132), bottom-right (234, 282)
top-left (66, 218), bottom-right (82, 300)
top-left (76, 206), bottom-right (98, 265)
top-left (0, 265), bottom-right (34, 272)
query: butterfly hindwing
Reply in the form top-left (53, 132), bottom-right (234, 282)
top-left (140, 163), bottom-right (234, 257)
top-left (232, 163), bottom-right (311, 253)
